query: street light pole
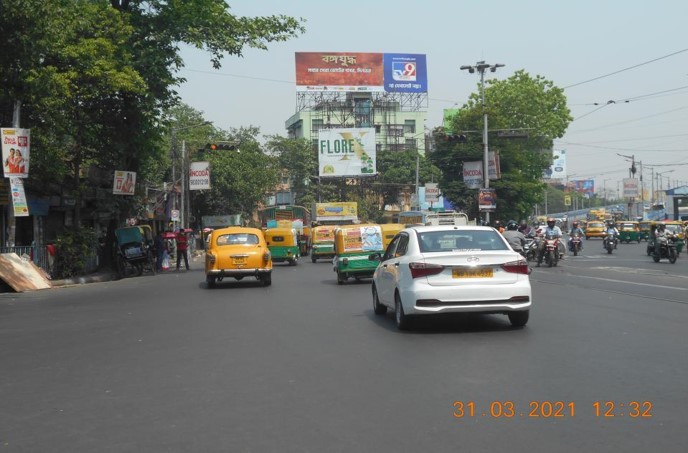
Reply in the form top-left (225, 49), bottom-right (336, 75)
top-left (460, 61), bottom-right (504, 224)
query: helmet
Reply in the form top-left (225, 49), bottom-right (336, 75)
top-left (547, 217), bottom-right (556, 227)
top-left (572, 221), bottom-right (579, 228)
top-left (506, 220), bottom-right (518, 230)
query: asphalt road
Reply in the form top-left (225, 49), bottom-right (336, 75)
top-left (1, 240), bottom-right (687, 453)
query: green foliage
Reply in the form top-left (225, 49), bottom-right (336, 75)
top-left (53, 227), bottom-right (99, 279)
top-left (377, 150), bottom-right (441, 208)
top-left (265, 136), bottom-right (318, 205)
top-left (430, 70), bottom-right (572, 221)
top-left (192, 127), bottom-right (280, 221)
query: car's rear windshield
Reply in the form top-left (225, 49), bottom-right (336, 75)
top-left (216, 233), bottom-right (260, 246)
top-left (588, 222), bottom-right (604, 228)
top-left (418, 230), bottom-right (508, 252)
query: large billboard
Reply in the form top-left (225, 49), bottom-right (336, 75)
top-left (295, 52), bottom-right (427, 93)
top-left (318, 128), bottom-right (376, 177)
top-left (570, 179), bottom-right (595, 198)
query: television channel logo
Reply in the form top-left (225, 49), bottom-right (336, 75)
top-left (392, 62), bottom-right (416, 81)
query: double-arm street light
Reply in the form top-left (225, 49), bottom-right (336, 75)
top-left (460, 61), bottom-right (504, 224)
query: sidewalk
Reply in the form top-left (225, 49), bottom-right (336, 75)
top-left (49, 251), bottom-right (205, 288)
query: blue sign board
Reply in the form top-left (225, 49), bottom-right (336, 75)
top-left (383, 53), bottom-right (428, 93)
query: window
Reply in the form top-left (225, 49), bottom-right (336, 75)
top-left (312, 119), bottom-right (324, 131)
top-left (394, 234), bottom-right (409, 257)
top-left (418, 230), bottom-right (508, 252)
top-left (382, 235), bottom-right (401, 261)
top-left (218, 233), bottom-right (260, 245)
top-left (404, 120), bottom-right (416, 134)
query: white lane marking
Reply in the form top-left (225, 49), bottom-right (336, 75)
top-left (575, 275), bottom-right (688, 290)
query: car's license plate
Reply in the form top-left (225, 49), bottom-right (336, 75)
top-left (452, 267), bottom-right (493, 278)
top-left (232, 257), bottom-right (246, 265)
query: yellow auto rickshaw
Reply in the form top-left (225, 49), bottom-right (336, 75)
top-left (333, 224), bottom-right (384, 284)
top-left (310, 224), bottom-right (337, 263)
top-left (379, 223), bottom-right (405, 250)
top-left (264, 227), bottom-right (300, 265)
top-left (617, 221), bottom-right (641, 243)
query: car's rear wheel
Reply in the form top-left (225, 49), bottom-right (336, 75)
top-left (261, 273), bottom-right (272, 286)
top-left (206, 275), bottom-right (216, 289)
top-left (372, 286), bottom-right (387, 315)
top-left (508, 310), bottom-right (529, 327)
top-left (395, 293), bottom-right (410, 330)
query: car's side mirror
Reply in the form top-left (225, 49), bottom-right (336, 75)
top-left (369, 253), bottom-right (381, 261)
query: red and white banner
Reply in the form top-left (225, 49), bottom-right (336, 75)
top-left (189, 161), bottom-right (210, 190)
top-left (113, 170), bottom-right (136, 195)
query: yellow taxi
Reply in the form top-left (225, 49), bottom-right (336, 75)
top-left (205, 226), bottom-right (272, 288)
top-left (584, 220), bottom-right (607, 240)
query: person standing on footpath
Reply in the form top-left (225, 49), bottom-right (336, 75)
top-left (175, 229), bottom-right (190, 271)
top-left (154, 230), bottom-right (167, 272)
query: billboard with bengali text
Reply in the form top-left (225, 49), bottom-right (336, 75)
top-left (295, 52), bottom-right (427, 93)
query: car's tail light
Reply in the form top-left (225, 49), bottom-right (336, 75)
top-left (409, 262), bottom-right (444, 278)
top-left (207, 254), bottom-right (216, 264)
top-left (501, 259), bottom-right (529, 274)
top-left (263, 251), bottom-right (271, 262)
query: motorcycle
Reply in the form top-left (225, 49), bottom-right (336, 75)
top-left (569, 232), bottom-right (583, 256)
top-left (653, 234), bottom-right (677, 264)
top-left (524, 235), bottom-right (540, 262)
top-left (603, 234), bottom-right (616, 255)
top-left (539, 233), bottom-right (560, 267)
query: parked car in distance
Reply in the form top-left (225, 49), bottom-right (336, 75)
top-left (370, 225), bottom-right (531, 330)
top-left (205, 227), bottom-right (272, 288)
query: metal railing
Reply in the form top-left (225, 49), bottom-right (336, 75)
top-left (0, 245), bottom-right (99, 279)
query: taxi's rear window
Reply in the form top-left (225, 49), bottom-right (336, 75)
top-left (216, 233), bottom-right (259, 246)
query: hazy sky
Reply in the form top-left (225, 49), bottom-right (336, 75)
top-left (177, 0), bottom-right (688, 200)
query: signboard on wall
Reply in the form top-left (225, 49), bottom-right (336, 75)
top-left (318, 128), bottom-right (376, 177)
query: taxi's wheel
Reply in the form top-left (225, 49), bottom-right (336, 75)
top-left (261, 274), bottom-right (272, 286)
top-left (206, 276), bottom-right (216, 289)
top-left (372, 286), bottom-right (387, 315)
top-left (395, 293), bottom-right (410, 330)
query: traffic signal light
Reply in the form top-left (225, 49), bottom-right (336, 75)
top-left (445, 134), bottom-right (467, 143)
top-left (205, 142), bottom-right (237, 151)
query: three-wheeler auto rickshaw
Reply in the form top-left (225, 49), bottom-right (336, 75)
top-left (332, 224), bottom-right (384, 284)
top-left (264, 227), bottom-right (300, 265)
top-left (380, 223), bottom-right (406, 250)
top-left (639, 221), bottom-right (654, 242)
top-left (662, 221), bottom-right (685, 255)
top-left (617, 221), bottom-right (641, 243)
top-left (114, 225), bottom-right (156, 278)
top-left (310, 225), bottom-right (337, 263)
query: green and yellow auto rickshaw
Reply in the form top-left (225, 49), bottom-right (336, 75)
top-left (639, 220), bottom-right (654, 242)
top-left (617, 221), bottom-right (641, 243)
top-left (310, 225), bottom-right (337, 263)
top-left (264, 227), bottom-right (300, 265)
top-left (333, 224), bottom-right (384, 284)
top-left (380, 223), bottom-right (405, 250)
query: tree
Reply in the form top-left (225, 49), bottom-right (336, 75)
top-left (192, 127), bottom-right (280, 222)
top-left (264, 136), bottom-right (318, 206)
top-left (376, 149), bottom-right (442, 210)
top-left (430, 70), bottom-right (572, 222)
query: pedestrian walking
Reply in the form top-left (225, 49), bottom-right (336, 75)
top-left (175, 229), bottom-right (190, 271)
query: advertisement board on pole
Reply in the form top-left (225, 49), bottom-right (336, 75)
top-left (463, 161), bottom-right (482, 189)
top-left (318, 128), bottom-right (376, 177)
top-left (113, 170), bottom-right (136, 195)
top-left (424, 183), bottom-right (439, 203)
top-left (1, 128), bottom-right (31, 178)
top-left (478, 189), bottom-right (496, 211)
top-left (189, 161), bottom-right (210, 190)
top-left (623, 178), bottom-right (639, 198)
top-left (10, 177), bottom-right (29, 216)
top-left (543, 150), bottom-right (567, 180)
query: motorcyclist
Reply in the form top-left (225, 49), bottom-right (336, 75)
top-left (537, 217), bottom-right (562, 266)
top-left (568, 221), bottom-right (585, 251)
top-left (654, 223), bottom-right (667, 257)
top-left (494, 220), bottom-right (505, 233)
top-left (502, 220), bottom-right (526, 255)
top-left (517, 220), bottom-right (531, 236)
top-left (603, 221), bottom-right (619, 249)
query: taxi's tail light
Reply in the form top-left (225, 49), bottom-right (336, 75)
top-left (207, 254), bottom-right (216, 264)
top-left (409, 262), bottom-right (444, 278)
top-left (501, 259), bottom-right (529, 274)
top-left (263, 251), bottom-right (271, 262)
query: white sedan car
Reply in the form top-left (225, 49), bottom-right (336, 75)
top-left (371, 225), bottom-right (531, 330)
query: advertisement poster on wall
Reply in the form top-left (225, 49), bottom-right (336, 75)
top-left (1, 128), bottom-right (31, 178)
top-left (318, 128), bottom-right (376, 177)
